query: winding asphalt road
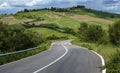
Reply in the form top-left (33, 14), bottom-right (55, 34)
top-left (0, 40), bottom-right (102, 73)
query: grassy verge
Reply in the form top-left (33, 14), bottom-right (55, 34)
top-left (72, 39), bottom-right (120, 73)
top-left (0, 41), bottom-right (51, 65)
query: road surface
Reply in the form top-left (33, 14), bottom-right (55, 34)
top-left (0, 40), bottom-right (102, 73)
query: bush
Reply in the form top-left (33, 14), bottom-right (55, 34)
top-left (78, 22), bottom-right (88, 38)
top-left (81, 43), bottom-right (93, 50)
top-left (109, 20), bottom-right (120, 45)
top-left (78, 23), bottom-right (106, 42)
top-left (0, 23), bottom-right (39, 52)
top-left (62, 27), bottom-right (76, 35)
top-left (25, 30), bottom-right (45, 45)
top-left (47, 35), bottom-right (60, 40)
top-left (39, 24), bottom-right (59, 30)
top-left (106, 49), bottom-right (120, 72)
top-left (86, 24), bottom-right (106, 42)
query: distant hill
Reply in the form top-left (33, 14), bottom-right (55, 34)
top-left (18, 5), bottom-right (120, 19)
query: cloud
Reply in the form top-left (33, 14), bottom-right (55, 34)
top-left (25, 0), bottom-right (52, 6)
top-left (103, 0), bottom-right (119, 4)
top-left (0, 2), bottom-right (12, 10)
top-left (0, 0), bottom-right (120, 14)
top-left (105, 5), bottom-right (118, 10)
top-left (102, 0), bottom-right (120, 10)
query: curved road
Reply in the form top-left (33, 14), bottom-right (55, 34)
top-left (0, 40), bottom-right (102, 73)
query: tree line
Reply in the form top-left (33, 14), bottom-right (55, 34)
top-left (17, 5), bottom-right (120, 19)
top-left (0, 22), bottom-right (45, 53)
top-left (78, 20), bottom-right (120, 46)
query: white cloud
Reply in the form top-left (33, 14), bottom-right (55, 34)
top-left (0, 2), bottom-right (12, 9)
top-left (105, 5), bottom-right (118, 10)
top-left (26, 0), bottom-right (52, 6)
top-left (0, 0), bottom-right (120, 14)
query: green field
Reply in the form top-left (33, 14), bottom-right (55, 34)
top-left (25, 27), bottom-right (76, 39)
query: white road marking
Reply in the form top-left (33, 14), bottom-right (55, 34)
top-left (33, 44), bottom-right (68, 73)
top-left (91, 51), bottom-right (106, 73)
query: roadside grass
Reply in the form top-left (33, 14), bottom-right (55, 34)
top-left (25, 27), bottom-right (76, 39)
top-left (0, 40), bottom-right (52, 65)
top-left (72, 39), bottom-right (120, 73)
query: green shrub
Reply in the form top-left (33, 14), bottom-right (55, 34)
top-left (0, 23), bottom-right (41, 53)
top-left (78, 22), bottom-right (88, 34)
top-left (86, 24), bottom-right (106, 42)
top-left (78, 23), bottom-right (106, 42)
top-left (106, 49), bottom-right (120, 73)
top-left (47, 35), bottom-right (60, 40)
top-left (78, 22), bottom-right (88, 39)
top-left (109, 20), bottom-right (120, 46)
top-left (81, 43), bottom-right (93, 50)
top-left (62, 27), bottom-right (76, 35)
top-left (0, 40), bottom-right (52, 65)
top-left (98, 35), bottom-right (109, 45)
top-left (25, 31), bottom-right (45, 45)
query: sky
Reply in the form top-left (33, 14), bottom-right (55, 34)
top-left (0, 0), bottom-right (120, 14)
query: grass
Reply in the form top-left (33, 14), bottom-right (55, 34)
top-left (25, 27), bottom-right (76, 39)
top-left (69, 14), bottom-right (113, 24)
top-left (86, 21), bottom-right (109, 30)
top-left (0, 10), bottom-right (112, 33)
top-left (0, 40), bottom-right (52, 65)
top-left (69, 9), bottom-right (120, 20)
top-left (57, 17), bottom-right (80, 30)
top-left (14, 10), bottom-right (112, 30)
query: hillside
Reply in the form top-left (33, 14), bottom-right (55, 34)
top-left (0, 6), bottom-right (120, 73)
top-left (0, 6), bottom-right (116, 28)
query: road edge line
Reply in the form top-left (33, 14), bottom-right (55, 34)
top-left (91, 51), bottom-right (106, 73)
top-left (33, 44), bottom-right (68, 73)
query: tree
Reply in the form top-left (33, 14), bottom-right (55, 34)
top-left (24, 9), bottom-right (29, 12)
top-left (0, 23), bottom-right (36, 52)
top-left (109, 20), bottom-right (120, 45)
top-left (51, 7), bottom-right (56, 11)
top-left (78, 23), bottom-right (106, 42)
top-left (76, 5), bottom-right (85, 9)
top-left (110, 15), bottom-right (115, 18)
top-left (85, 25), bottom-right (106, 42)
top-left (78, 22), bottom-right (88, 34)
